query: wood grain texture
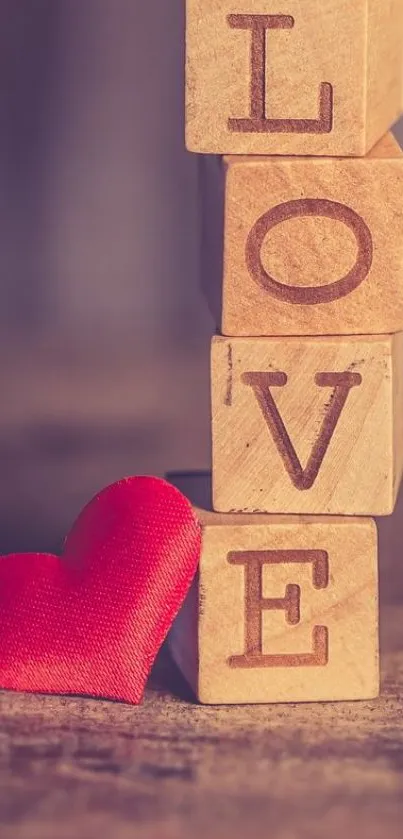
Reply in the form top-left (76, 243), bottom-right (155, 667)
top-left (0, 608), bottom-right (402, 839)
top-left (220, 133), bottom-right (403, 337)
top-left (366, 0), bottom-right (403, 151)
top-left (211, 334), bottom-right (403, 515)
top-left (170, 511), bottom-right (379, 704)
top-left (186, 0), bottom-right (403, 156)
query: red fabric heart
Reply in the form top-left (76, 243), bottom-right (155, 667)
top-left (0, 476), bottom-right (201, 704)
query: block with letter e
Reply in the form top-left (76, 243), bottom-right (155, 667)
top-left (211, 334), bottom-right (403, 515)
top-left (169, 511), bottom-right (379, 704)
top-left (215, 133), bottom-right (403, 337)
top-left (186, 0), bottom-right (403, 156)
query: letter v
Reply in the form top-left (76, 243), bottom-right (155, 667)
top-left (242, 371), bottom-right (362, 490)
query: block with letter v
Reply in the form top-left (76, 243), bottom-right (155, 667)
top-left (211, 334), bottom-right (403, 515)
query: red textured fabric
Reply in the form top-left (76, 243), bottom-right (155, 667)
top-left (0, 476), bottom-right (201, 704)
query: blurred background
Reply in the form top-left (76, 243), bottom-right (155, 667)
top-left (0, 0), bottom-right (402, 604)
top-left (0, 0), bottom-right (213, 556)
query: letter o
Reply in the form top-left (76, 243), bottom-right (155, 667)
top-left (245, 199), bottom-right (373, 305)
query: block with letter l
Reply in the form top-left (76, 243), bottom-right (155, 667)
top-left (211, 334), bottom-right (403, 515)
top-left (186, 0), bottom-right (403, 156)
top-left (169, 511), bottom-right (379, 704)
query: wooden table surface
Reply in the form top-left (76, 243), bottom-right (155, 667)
top-left (0, 343), bottom-right (402, 839)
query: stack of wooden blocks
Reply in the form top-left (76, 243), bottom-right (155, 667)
top-left (170, 0), bottom-right (403, 704)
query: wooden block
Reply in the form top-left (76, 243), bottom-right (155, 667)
top-left (211, 334), bottom-right (403, 515)
top-left (169, 510), bottom-right (379, 704)
top-left (220, 133), bottom-right (403, 337)
top-left (186, 0), bottom-right (403, 156)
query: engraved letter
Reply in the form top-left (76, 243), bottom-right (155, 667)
top-left (228, 550), bottom-right (329, 668)
top-left (246, 200), bottom-right (373, 305)
top-left (243, 371), bottom-right (362, 490)
top-left (227, 14), bottom-right (333, 134)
